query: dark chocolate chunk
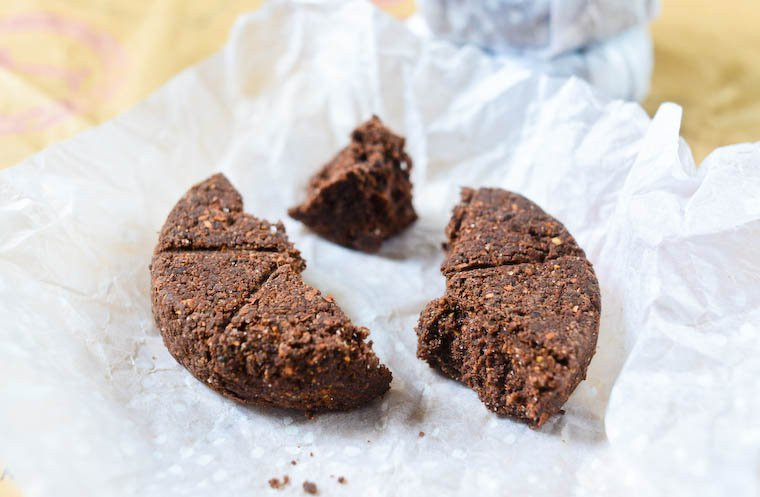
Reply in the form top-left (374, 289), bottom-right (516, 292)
top-left (288, 116), bottom-right (417, 253)
top-left (151, 174), bottom-right (391, 411)
top-left (416, 188), bottom-right (600, 427)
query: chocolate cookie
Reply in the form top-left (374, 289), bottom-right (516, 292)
top-left (288, 116), bottom-right (417, 253)
top-left (151, 174), bottom-right (391, 411)
top-left (416, 188), bottom-right (600, 427)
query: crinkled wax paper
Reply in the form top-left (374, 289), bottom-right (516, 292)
top-left (0, 1), bottom-right (757, 497)
top-left (418, 0), bottom-right (658, 56)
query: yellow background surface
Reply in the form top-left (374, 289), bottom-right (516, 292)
top-left (1, 0), bottom-right (758, 495)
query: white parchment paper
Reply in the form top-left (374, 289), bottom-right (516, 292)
top-left (0, 2), bottom-right (757, 496)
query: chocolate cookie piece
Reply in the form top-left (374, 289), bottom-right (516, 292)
top-left (416, 187), bottom-right (600, 427)
top-left (209, 265), bottom-right (391, 410)
top-left (151, 174), bottom-right (391, 411)
top-left (442, 187), bottom-right (584, 275)
top-left (417, 257), bottom-right (600, 427)
top-left (288, 116), bottom-right (417, 253)
top-left (157, 173), bottom-right (302, 260)
top-left (151, 250), bottom-right (297, 383)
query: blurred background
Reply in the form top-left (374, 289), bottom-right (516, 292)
top-left (0, 0), bottom-right (758, 171)
top-left (0, 0), bottom-right (758, 495)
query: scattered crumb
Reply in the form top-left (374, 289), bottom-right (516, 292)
top-left (291, 460), bottom-right (297, 466)
top-left (309, 452), bottom-right (314, 457)
top-left (303, 481), bottom-right (318, 494)
top-left (418, 431), bottom-right (425, 438)
top-left (268, 475), bottom-right (290, 490)
top-left (337, 476), bottom-right (347, 484)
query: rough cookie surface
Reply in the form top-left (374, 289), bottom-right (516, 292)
top-left (442, 187), bottom-right (584, 275)
top-left (157, 173), bottom-right (302, 259)
top-left (416, 187), bottom-right (601, 427)
top-left (151, 174), bottom-right (391, 411)
top-left (210, 265), bottom-right (391, 410)
top-left (288, 116), bottom-right (417, 253)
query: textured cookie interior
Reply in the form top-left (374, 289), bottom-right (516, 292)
top-left (288, 116), bottom-right (416, 253)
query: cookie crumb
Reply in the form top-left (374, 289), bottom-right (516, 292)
top-left (268, 475), bottom-right (290, 489)
top-left (337, 476), bottom-right (347, 484)
top-left (291, 460), bottom-right (297, 465)
top-left (303, 481), bottom-right (318, 494)
top-left (418, 431), bottom-right (425, 438)
top-left (309, 452), bottom-right (314, 457)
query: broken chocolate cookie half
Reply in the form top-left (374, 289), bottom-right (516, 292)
top-left (288, 116), bottom-right (417, 253)
top-left (416, 187), bottom-right (601, 427)
top-left (151, 174), bottom-right (391, 411)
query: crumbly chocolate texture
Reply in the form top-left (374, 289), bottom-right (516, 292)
top-left (157, 173), bottom-right (302, 260)
top-left (151, 250), bottom-right (299, 383)
top-left (288, 116), bottom-right (417, 253)
top-left (416, 187), bottom-right (600, 428)
top-left (151, 174), bottom-right (391, 411)
top-left (442, 187), bottom-right (584, 275)
top-left (209, 265), bottom-right (391, 410)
